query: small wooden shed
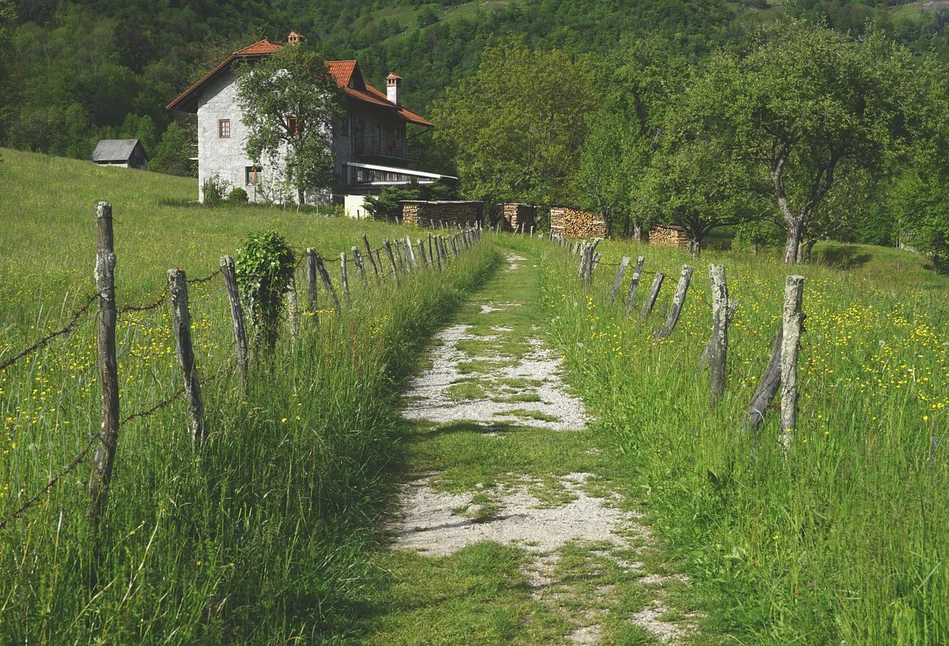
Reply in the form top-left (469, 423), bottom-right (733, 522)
top-left (92, 139), bottom-right (148, 171)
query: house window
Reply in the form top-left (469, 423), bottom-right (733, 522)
top-left (219, 119), bottom-right (231, 138)
top-left (245, 166), bottom-right (262, 185)
top-left (287, 116), bottom-right (298, 135)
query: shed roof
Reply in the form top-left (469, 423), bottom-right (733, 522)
top-left (92, 139), bottom-right (146, 163)
top-left (167, 40), bottom-right (433, 127)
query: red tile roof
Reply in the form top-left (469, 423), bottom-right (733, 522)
top-left (167, 42), bottom-right (433, 128)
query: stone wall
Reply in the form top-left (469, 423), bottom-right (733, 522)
top-left (649, 224), bottom-right (689, 247)
top-left (401, 200), bottom-right (483, 227)
top-left (549, 205), bottom-right (607, 239)
top-left (499, 203), bottom-right (536, 232)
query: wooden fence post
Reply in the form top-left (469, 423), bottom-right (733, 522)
top-left (220, 255), bottom-right (249, 391)
top-left (305, 248), bottom-right (318, 314)
top-left (708, 265), bottom-right (728, 408)
top-left (340, 252), bottom-right (350, 298)
top-left (653, 265), bottom-right (693, 340)
top-left (417, 239), bottom-right (428, 268)
top-left (747, 324), bottom-right (783, 431)
top-left (434, 237), bottom-right (444, 271)
top-left (286, 277), bottom-right (298, 336)
top-left (362, 234), bottom-right (380, 279)
top-left (406, 235), bottom-right (418, 270)
top-left (781, 276), bottom-right (805, 451)
top-left (609, 256), bottom-right (630, 302)
top-left (352, 246), bottom-right (367, 284)
top-left (168, 268), bottom-right (205, 444)
top-left (427, 232), bottom-right (435, 267)
top-left (374, 249), bottom-right (384, 276)
top-left (314, 252), bottom-right (340, 313)
top-left (583, 240), bottom-right (601, 289)
top-left (641, 273), bottom-right (665, 318)
top-left (383, 239), bottom-right (400, 284)
top-left (625, 256), bottom-right (645, 315)
top-left (88, 202), bottom-right (120, 522)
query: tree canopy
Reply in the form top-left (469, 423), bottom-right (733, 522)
top-left (235, 45), bottom-right (340, 205)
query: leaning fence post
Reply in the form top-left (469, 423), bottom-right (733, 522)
top-left (168, 269), bottom-right (205, 444)
top-left (780, 276), bottom-right (805, 451)
top-left (625, 256), bottom-right (645, 315)
top-left (609, 256), bottom-right (631, 302)
top-left (88, 202), bottom-right (120, 522)
top-left (641, 272), bottom-right (665, 318)
top-left (340, 251), bottom-right (350, 298)
top-left (306, 248), bottom-right (319, 315)
top-left (314, 252), bottom-right (340, 313)
top-left (352, 246), bottom-right (367, 284)
top-left (747, 324), bottom-right (783, 431)
top-left (406, 235), bottom-right (419, 270)
top-left (583, 240), bottom-right (601, 289)
top-left (418, 239), bottom-right (429, 269)
top-left (708, 265), bottom-right (728, 408)
top-left (220, 255), bottom-right (249, 391)
top-left (653, 265), bottom-right (693, 340)
top-left (428, 232), bottom-right (435, 267)
top-left (383, 239), bottom-right (400, 284)
top-left (362, 234), bottom-right (380, 279)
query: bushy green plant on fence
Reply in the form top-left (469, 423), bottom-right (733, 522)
top-left (235, 230), bottom-right (295, 356)
top-left (540, 238), bottom-right (949, 644)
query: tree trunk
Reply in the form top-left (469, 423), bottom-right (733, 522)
top-left (632, 223), bottom-right (642, 242)
top-left (783, 217), bottom-right (804, 264)
top-left (688, 238), bottom-right (702, 258)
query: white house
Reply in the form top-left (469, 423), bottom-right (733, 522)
top-left (167, 32), bottom-right (454, 206)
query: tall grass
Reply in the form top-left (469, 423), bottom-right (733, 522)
top-left (540, 238), bottom-right (949, 644)
top-left (0, 148), bottom-right (500, 642)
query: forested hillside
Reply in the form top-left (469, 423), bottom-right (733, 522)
top-left (2, 0), bottom-right (949, 168)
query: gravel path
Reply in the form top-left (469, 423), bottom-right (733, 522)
top-left (389, 251), bottom-right (696, 644)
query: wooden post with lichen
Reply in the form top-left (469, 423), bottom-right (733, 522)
top-left (610, 256), bottom-right (630, 302)
top-left (352, 246), bottom-right (367, 284)
top-left (653, 265), bottom-right (693, 340)
top-left (305, 249), bottom-right (318, 314)
top-left (220, 255), bottom-right (249, 390)
top-left (418, 239), bottom-right (429, 269)
top-left (625, 256), bottom-right (645, 315)
top-left (383, 239), bottom-right (400, 284)
top-left (747, 324), bottom-right (783, 431)
top-left (168, 268), bottom-right (205, 444)
top-left (340, 251), bottom-right (349, 298)
top-left (708, 265), bottom-right (728, 407)
top-left (641, 272), bottom-right (665, 318)
top-left (781, 276), bottom-right (805, 451)
top-left (88, 201), bottom-right (119, 522)
top-left (406, 235), bottom-right (418, 270)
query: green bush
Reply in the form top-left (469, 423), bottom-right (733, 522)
top-left (227, 186), bottom-right (249, 204)
top-left (235, 230), bottom-right (296, 355)
top-left (202, 174), bottom-right (230, 205)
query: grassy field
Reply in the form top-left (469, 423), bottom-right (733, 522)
top-left (540, 237), bottom-right (949, 644)
top-left (0, 149), bottom-right (499, 643)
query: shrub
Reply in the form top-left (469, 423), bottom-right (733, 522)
top-left (235, 230), bottom-right (296, 356)
top-left (202, 174), bottom-right (230, 205)
top-left (227, 187), bottom-right (249, 204)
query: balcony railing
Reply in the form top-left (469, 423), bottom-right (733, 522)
top-left (355, 135), bottom-right (406, 158)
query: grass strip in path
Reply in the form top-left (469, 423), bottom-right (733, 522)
top-left (358, 240), bottom-right (713, 645)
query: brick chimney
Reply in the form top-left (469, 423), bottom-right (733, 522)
top-left (386, 73), bottom-right (402, 105)
top-left (287, 31), bottom-right (304, 45)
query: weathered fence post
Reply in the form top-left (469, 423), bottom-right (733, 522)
top-left (393, 240), bottom-right (405, 273)
top-left (383, 239), bottom-right (400, 284)
top-left (427, 232), bottom-right (435, 267)
top-left (641, 273), bottom-right (665, 318)
top-left (406, 235), bottom-right (418, 270)
top-left (352, 246), bottom-right (367, 284)
top-left (708, 265), bottom-right (728, 408)
top-left (781, 276), bottom-right (805, 451)
top-left (305, 248), bottom-right (319, 315)
top-left (340, 252), bottom-right (350, 298)
top-left (434, 237), bottom-right (444, 271)
top-left (609, 256), bottom-right (631, 302)
top-left (747, 324), bottom-right (783, 431)
top-left (362, 234), bottom-right (380, 279)
top-left (88, 202), bottom-right (119, 522)
top-left (374, 249), bottom-right (384, 277)
top-left (220, 255), bottom-right (249, 390)
top-left (625, 256), bottom-right (645, 315)
top-left (168, 268), bottom-right (205, 444)
top-left (286, 277), bottom-right (298, 336)
top-left (314, 252), bottom-right (340, 313)
top-left (653, 265), bottom-right (693, 340)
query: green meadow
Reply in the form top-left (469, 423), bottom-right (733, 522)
top-left (0, 148), bottom-right (498, 643)
top-left (540, 236), bottom-right (949, 644)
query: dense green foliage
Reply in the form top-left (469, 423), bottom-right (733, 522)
top-left (235, 230), bottom-right (296, 354)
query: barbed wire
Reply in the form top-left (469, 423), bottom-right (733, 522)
top-left (187, 268), bottom-right (222, 285)
top-left (0, 292), bottom-right (98, 373)
top-left (118, 285), bottom-right (169, 316)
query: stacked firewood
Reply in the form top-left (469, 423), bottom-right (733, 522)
top-left (550, 206), bottom-right (607, 239)
top-left (401, 200), bottom-right (483, 227)
top-left (499, 203), bottom-right (537, 232)
top-left (649, 224), bottom-right (689, 247)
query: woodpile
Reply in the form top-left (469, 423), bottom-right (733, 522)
top-left (649, 224), bottom-right (689, 248)
top-left (499, 203), bottom-right (536, 232)
top-left (550, 205), bottom-right (607, 239)
top-left (401, 200), bottom-right (483, 227)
